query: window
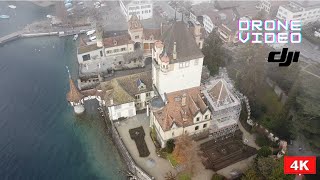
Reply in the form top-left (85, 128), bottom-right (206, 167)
top-left (195, 126), bottom-right (199, 130)
top-left (194, 59), bottom-right (199, 66)
top-left (179, 63), bottom-right (183, 68)
top-left (172, 131), bottom-right (174, 137)
top-left (121, 47), bottom-right (126, 51)
top-left (100, 50), bottom-right (103, 57)
top-left (115, 104), bottom-right (122, 110)
top-left (203, 124), bottom-right (207, 128)
top-left (185, 61), bottom-right (189, 67)
top-left (135, 35), bottom-right (139, 39)
top-left (82, 54), bottom-right (91, 61)
top-left (114, 49), bottom-right (119, 53)
top-left (205, 115), bottom-right (209, 119)
top-left (149, 10), bottom-right (151, 13)
top-left (196, 117), bottom-right (200, 122)
top-left (146, 92), bottom-right (150, 97)
top-left (135, 94), bottom-right (140, 100)
top-left (106, 50), bottom-right (112, 54)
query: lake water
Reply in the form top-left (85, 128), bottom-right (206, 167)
top-left (0, 2), bottom-right (126, 180)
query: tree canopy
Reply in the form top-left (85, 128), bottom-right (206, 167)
top-left (202, 31), bottom-right (225, 75)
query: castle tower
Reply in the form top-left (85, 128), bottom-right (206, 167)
top-left (128, 14), bottom-right (144, 43)
top-left (152, 21), bottom-right (204, 100)
top-left (66, 67), bottom-right (85, 114)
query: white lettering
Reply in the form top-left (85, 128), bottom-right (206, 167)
top-left (252, 20), bottom-right (263, 31)
top-left (265, 33), bottom-right (275, 43)
top-left (291, 20), bottom-right (302, 31)
top-left (299, 160), bottom-right (309, 171)
top-left (239, 20), bottom-right (250, 30)
top-left (277, 33), bottom-right (288, 43)
top-left (239, 32), bottom-right (250, 43)
top-left (252, 33), bottom-right (263, 43)
top-left (290, 160), bottom-right (299, 170)
top-left (265, 20), bottom-right (275, 31)
top-left (291, 33), bottom-right (301, 43)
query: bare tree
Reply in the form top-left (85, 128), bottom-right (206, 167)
top-left (172, 133), bottom-right (203, 175)
top-left (164, 171), bottom-right (177, 180)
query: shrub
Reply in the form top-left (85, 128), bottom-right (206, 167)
top-left (166, 139), bottom-right (175, 153)
top-left (255, 134), bottom-right (271, 147)
top-left (257, 146), bottom-right (272, 157)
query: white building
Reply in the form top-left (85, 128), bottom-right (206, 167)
top-left (257, 0), bottom-right (288, 18)
top-left (276, 1), bottom-right (320, 24)
top-left (150, 87), bottom-right (212, 148)
top-left (99, 71), bottom-right (154, 121)
top-left (119, 0), bottom-right (153, 20)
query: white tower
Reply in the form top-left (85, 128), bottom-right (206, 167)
top-left (66, 67), bottom-right (85, 114)
top-left (152, 21), bottom-right (204, 100)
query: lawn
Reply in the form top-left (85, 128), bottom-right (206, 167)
top-left (178, 173), bottom-right (191, 180)
top-left (167, 153), bottom-right (178, 167)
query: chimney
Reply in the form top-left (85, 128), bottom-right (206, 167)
top-left (160, 22), bottom-right (163, 35)
top-left (113, 39), bottom-right (117, 46)
top-left (96, 25), bottom-right (103, 48)
top-left (181, 93), bottom-right (187, 106)
top-left (173, 42), bottom-right (177, 60)
top-left (110, 98), bottom-right (114, 105)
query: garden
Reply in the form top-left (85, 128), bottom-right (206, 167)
top-left (129, 126), bottom-right (150, 157)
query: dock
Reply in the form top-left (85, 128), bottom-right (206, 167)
top-left (0, 24), bottom-right (92, 45)
top-left (0, 21), bottom-right (93, 46)
top-left (0, 31), bottom-right (24, 45)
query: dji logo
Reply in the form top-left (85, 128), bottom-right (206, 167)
top-left (268, 48), bottom-right (300, 66)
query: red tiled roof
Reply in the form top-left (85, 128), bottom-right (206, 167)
top-left (143, 29), bottom-right (161, 40)
top-left (103, 34), bottom-right (134, 48)
top-left (67, 79), bottom-right (84, 103)
top-left (154, 87), bottom-right (208, 131)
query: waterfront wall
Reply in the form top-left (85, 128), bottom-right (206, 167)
top-left (111, 124), bottom-right (154, 180)
top-left (99, 106), bottom-right (153, 180)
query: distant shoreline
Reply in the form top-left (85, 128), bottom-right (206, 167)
top-left (31, 1), bottom-right (56, 7)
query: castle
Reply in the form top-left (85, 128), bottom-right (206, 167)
top-left (67, 16), bottom-right (241, 148)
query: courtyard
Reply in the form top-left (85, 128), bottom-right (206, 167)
top-left (115, 113), bottom-right (259, 179)
top-left (115, 113), bottom-right (176, 179)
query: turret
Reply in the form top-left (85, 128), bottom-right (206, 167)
top-left (154, 40), bottom-right (164, 63)
top-left (66, 66), bottom-right (85, 114)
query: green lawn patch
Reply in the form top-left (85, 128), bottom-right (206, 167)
top-left (178, 173), bottom-right (191, 180)
top-left (167, 153), bottom-right (178, 167)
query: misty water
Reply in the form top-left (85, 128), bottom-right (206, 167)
top-left (0, 2), bottom-right (126, 179)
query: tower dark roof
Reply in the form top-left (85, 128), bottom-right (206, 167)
top-left (160, 21), bottom-right (204, 63)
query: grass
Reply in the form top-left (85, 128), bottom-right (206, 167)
top-left (178, 173), bottom-right (191, 180)
top-left (166, 153), bottom-right (178, 167)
